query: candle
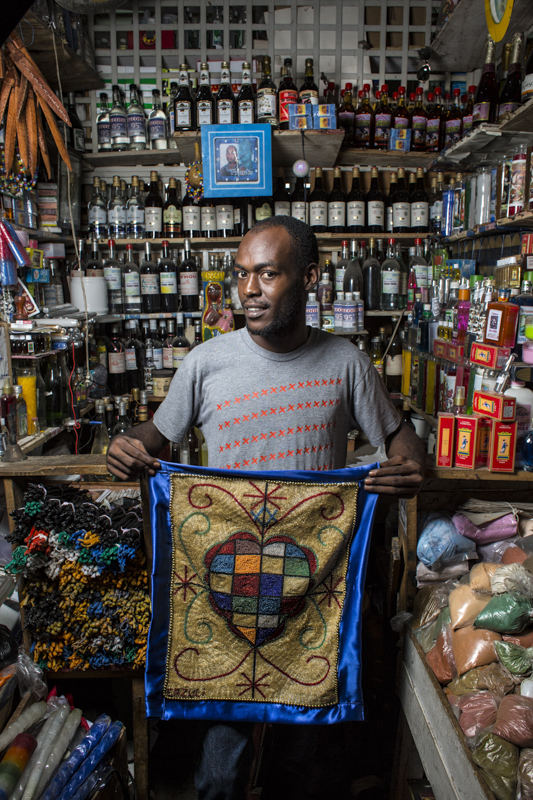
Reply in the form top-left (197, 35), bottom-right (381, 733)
top-left (16, 371), bottom-right (37, 436)
top-left (0, 733), bottom-right (36, 800)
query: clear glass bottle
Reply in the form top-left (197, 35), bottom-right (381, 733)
top-left (126, 83), bottom-right (147, 150)
top-left (88, 177), bottom-right (108, 240)
top-left (408, 238), bottom-right (428, 296)
top-left (110, 84), bottom-right (129, 151)
top-left (381, 239), bottom-right (400, 311)
top-left (126, 175), bottom-right (145, 239)
top-left (103, 239), bottom-right (123, 314)
top-left (91, 401), bottom-right (110, 454)
top-left (96, 92), bottom-right (111, 152)
top-left (148, 89), bottom-right (168, 149)
top-left (113, 401), bottom-right (132, 435)
top-left (107, 176), bottom-right (126, 240)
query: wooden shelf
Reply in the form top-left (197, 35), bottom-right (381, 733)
top-left (425, 458), bottom-right (533, 482)
top-left (0, 454), bottom-right (108, 476)
top-left (84, 148), bottom-right (182, 170)
top-left (336, 150), bottom-right (436, 169)
top-left (446, 212), bottom-right (533, 242)
top-left (96, 312), bottom-right (202, 322)
top-left (21, 12), bottom-right (103, 94)
top-left (499, 98), bottom-right (533, 135)
top-left (436, 122), bottom-right (530, 167)
top-left (365, 309), bottom-right (403, 316)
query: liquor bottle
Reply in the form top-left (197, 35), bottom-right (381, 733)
top-left (256, 56), bottom-right (277, 124)
top-left (201, 195), bottom-right (217, 238)
top-left (85, 240), bottom-right (104, 280)
top-left (473, 35), bottom-right (499, 128)
top-left (328, 168), bottom-right (347, 233)
top-left (150, 319), bottom-right (163, 369)
top-left (522, 42), bottom-right (533, 103)
top-left (408, 238), bottom-right (429, 296)
top-left (172, 312), bottom-right (191, 371)
top-left (237, 62), bottom-right (255, 124)
top-left (381, 239), bottom-right (400, 311)
top-left (374, 84), bottom-right (392, 150)
top-left (346, 167), bottom-right (365, 233)
top-left (509, 144), bottom-right (527, 216)
top-left (309, 168), bottom-right (328, 233)
top-left (163, 318), bottom-right (175, 369)
top-left (367, 167), bottom-right (385, 233)
top-left (103, 240), bottom-right (123, 314)
top-left (338, 83), bottom-right (355, 147)
top-left (426, 90), bottom-right (442, 152)
top-left (126, 175), bottom-right (145, 239)
top-left (180, 239), bottom-right (199, 312)
top-left (67, 93), bottom-right (85, 152)
top-left (107, 176), bottom-right (126, 240)
top-left (408, 171), bottom-right (416, 199)
top-left (106, 324), bottom-right (128, 396)
top-left (429, 172), bottom-right (444, 235)
top-left (370, 337), bottom-right (385, 379)
top-left (444, 88), bottom-right (462, 148)
top-left (386, 325), bottom-right (403, 394)
top-left (164, 177), bottom-right (182, 237)
top-left (181, 184), bottom-right (201, 238)
top-left (411, 87), bottom-right (427, 151)
top-left (175, 64), bottom-right (196, 131)
top-left (273, 168), bottom-right (291, 216)
top-left (96, 93), bottom-right (111, 152)
top-left (483, 289), bottom-right (519, 347)
top-left (498, 32), bottom-right (524, 119)
top-left (167, 82), bottom-right (177, 139)
top-left (354, 84), bottom-right (374, 148)
top-left (318, 268), bottom-right (333, 314)
top-left (216, 198), bottom-right (234, 237)
top-left (499, 42), bottom-right (512, 94)
top-left (217, 62), bottom-right (235, 124)
top-left (513, 279), bottom-right (533, 359)
top-left (386, 172), bottom-right (397, 234)
top-left (392, 168), bottom-right (410, 234)
top-left (462, 86), bottom-right (476, 137)
top-left (148, 89), bottom-right (168, 149)
top-left (254, 195), bottom-right (273, 224)
top-left (343, 240), bottom-right (363, 295)
top-left (291, 177), bottom-right (307, 223)
top-left (88, 177), bottom-right (108, 240)
top-left (392, 86), bottom-right (410, 131)
top-left (278, 58), bottom-right (298, 129)
top-left (123, 244), bottom-right (141, 314)
top-left (299, 58), bottom-right (319, 105)
top-left (140, 242), bottom-right (160, 313)
top-left (113, 401), bottom-right (132, 436)
top-left (125, 320), bottom-right (143, 392)
top-left (197, 63), bottom-right (215, 126)
top-left (91, 402), bottom-right (110, 454)
top-left (396, 243), bottom-right (408, 309)
top-left (335, 241), bottom-right (349, 293)
top-left (410, 168), bottom-right (429, 233)
top-left (159, 241), bottom-right (178, 312)
top-left (362, 238), bottom-right (381, 311)
top-left (110, 85), bottom-right (129, 151)
top-left (144, 171), bottom-right (163, 239)
top-left (126, 84), bottom-right (147, 150)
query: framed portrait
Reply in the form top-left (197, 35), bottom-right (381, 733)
top-left (201, 124), bottom-right (273, 198)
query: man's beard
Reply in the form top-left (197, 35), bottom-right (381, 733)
top-left (245, 289), bottom-right (303, 339)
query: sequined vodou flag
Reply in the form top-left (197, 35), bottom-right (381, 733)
top-left (146, 462), bottom-right (379, 724)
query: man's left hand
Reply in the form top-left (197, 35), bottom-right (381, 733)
top-left (363, 455), bottom-right (425, 498)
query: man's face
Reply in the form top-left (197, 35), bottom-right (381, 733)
top-left (235, 228), bottom-right (310, 341)
top-left (226, 146), bottom-right (237, 164)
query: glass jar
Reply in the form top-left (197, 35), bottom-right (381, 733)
top-left (475, 166), bottom-right (492, 225)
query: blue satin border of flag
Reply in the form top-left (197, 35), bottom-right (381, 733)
top-left (145, 460), bottom-right (379, 725)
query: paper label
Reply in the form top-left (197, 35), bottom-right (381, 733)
top-left (328, 202), bottom-right (346, 227)
top-left (374, 113), bottom-right (391, 145)
top-left (197, 101), bottom-right (213, 125)
top-left (347, 200), bottom-right (365, 226)
top-left (279, 89), bottom-right (298, 122)
top-left (411, 202), bottom-right (429, 227)
top-left (217, 99), bottom-right (234, 124)
top-left (160, 273), bottom-right (178, 294)
top-left (462, 114), bottom-right (473, 134)
top-left (183, 206), bottom-right (200, 231)
top-left (124, 272), bottom-right (140, 296)
top-left (201, 207), bottom-right (216, 231)
top-left (108, 206), bottom-right (126, 224)
top-left (255, 203), bottom-right (272, 222)
top-left (108, 351), bottom-right (126, 374)
top-left (89, 206), bottom-right (106, 223)
top-left (382, 271), bottom-right (400, 293)
top-left (274, 201), bottom-right (291, 216)
top-left (355, 113), bottom-right (371, 143)
top-left (238, 101), bottom-right (254, 124)
top-left (473, 102), bottom-right (490, 123)
top-left (257, 90), bottom-right (277, 118)
top-left (299, 89), bottom-right (318, 105)
top-left (386, 353), bottom-right (402, 375)
top-left (127, 206), bottom-right (144, 223)
top-left (291, 202), bottom-right (307, 222)
top-left (522, 74), bottom-right (533, 102)
top-left (110, 114), bottom-right (127, 138)
top-left (172, 346), bottom-right (190, 369)
top-left (141, 274), bottom-right (159, 295)
top-left (104, 266), bottom-right (121, 290)
top-left (393, 202), bottom-right (410, 228)
top-left (163, 347), bottom-right (173, 369)
top-left (176, 102), bottom-right (192, 127)
top-left (216, 205), bottom-right (234, 229)
top-left (485, 308), bottom-right (503, 342)
top-left (180, 272), bottom-right (199, 296)
top-left (149, 118), bottom-right (166, 141)
top-left (164, 206), bottom-right (182, 224)
top-left (145, 207), bottom-right (162, 232)
top-left (368, 201), bottom-right (384, 226)
top-left (310, 200), bottom-right (327, 226)
top-left (393, 115), bottom-right (409, 130)
top-left (97, 120), bottom-right (111, 144)
top-left (153, 348), bottom-right (163, 370)
top-left (125, 348), bottom-right (137, 370)
top-left (127, 113), bottom-right (145, 136)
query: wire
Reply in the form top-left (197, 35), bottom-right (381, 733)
top-left (70, 340), bottom-right (79, 454)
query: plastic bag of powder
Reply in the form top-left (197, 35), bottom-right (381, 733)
top-left (457, 691), bottom-right (500, 739)
top-left (475, 593), bottom-right (533, 634)
top-left (472, 733), bottom-right (518, 800)
top-left (493, 694), bottom-right (533, 748)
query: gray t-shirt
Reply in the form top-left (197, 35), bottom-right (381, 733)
top-left (153, 327), bottom-right (400, 472)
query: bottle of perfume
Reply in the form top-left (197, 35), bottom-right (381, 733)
top-left (483, 288), bottom-right (519, 347)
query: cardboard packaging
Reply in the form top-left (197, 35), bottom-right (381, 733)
top-left (42, 243), bottom-right (65, 258)
top-left (447, 342), bottom-right (464, 363)
top-left (312, 104), bottom-right (336, 117)
top-left (314, 116), bottom-right (337, 129)
top-left (473, 390), bottom-right (516, 421)
top-left (470, 341), bottom-right (512, 370)
top-left (433, 339), bottom-right (448, 359)
top-left (454, 415), bottom-right (479, 469)
top-left (288, 104), bottom-right (313, 130)
top-left (389, 129), bottom-right (412, 151)
top-left (475, 417), bottom-right (493, 468)
top-left (488, 420), bottom-right (517, 472)
top-left (436, 414), bottom-right (455, 468)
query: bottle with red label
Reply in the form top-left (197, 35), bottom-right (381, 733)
top-left (354, 83), bottom-right (374, 148)
top-left (411, 87), bottom-right (427, 151)
top-left (392, 87), bottom-right (410, 131)
top-left (374, 84), bottom-right (392, 150)
top-left (498, 32), bottom-right (524, 121)
top-left (278, 58), bottom-right (298, 129)
top-left (444, 88), bottom-right (462, 149)
top-left (338, 84), bottom-right (355, 147)
top-left (473, 35), bottom-right (498, 128)
top-left (462, 86), bottom-right (476, 137)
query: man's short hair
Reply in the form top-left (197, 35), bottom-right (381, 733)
top-left (248, 216), bottom-right (319, 278)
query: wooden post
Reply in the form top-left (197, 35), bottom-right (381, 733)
top-left (397, 496), bottom-right (418, 613)
top-left (132, 676), bottom-right (149, 800)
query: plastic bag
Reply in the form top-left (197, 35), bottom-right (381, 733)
top-left (452, 625), bottom-right (501, 676)
top-left (519, 748), bottom-right (533, 800)
top-left (453, 512), bottom-right (518, 544)
top-left (502, 545), bottom-right (528, 565)
top-left (524, 556), bottom-right (533, 576)
top-left (475, 593), bottom-right (533, 634)
top-left (478, 663), bottom-right (517, 697)
top-left (16, 651), bottom-right (47, 699)
top-left (494, 695), bottom-right (533, 748)
top-left (457, 691), bottom-right (500, 738)
top-left (390, 611), bottom-right (412, 633)
top-left (503, 629), bottom-right (533, 648)
top-left (416, 560), bottom-right (470, 586)
top-left (478, 537), bottom-right (519, 563)
top-left (449, 584), bottom-right (491, 630)
top-left (426, 624), bottom-right (457, 684)
top-left (472, 733), bottom-right (518, 800)
top-left (412, 582), bottom-right (455, 628)
top-left (447, 668), bottom-right (485, 696)
top-left (491, 564), bottom-right (533, 597)
top-left (495, 641), bottom-right (533, 675)
top-left (417, 513), bottom-right (477, 570)
top-left (470, 563), bottom-right (499, 594)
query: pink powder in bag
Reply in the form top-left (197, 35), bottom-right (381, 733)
top-left (452, 513), bottom-right (518, 544)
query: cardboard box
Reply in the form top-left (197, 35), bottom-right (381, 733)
top-left (447, 342), bottom-right (464, 363)
top-left (475, 416), bottom-right (492, 468)
top-left (454, 415), bottom-right (479, 469)
top-left (488, 420), bottom-right (517, 472)
top-left (314, 116), bottom-right (337, 129)
top-left (42, 243), bottom-right (65, 259)
top-left (436, 414), bottom-right (455, 468)
top-left (470, 341), bottom-right (512, 370)
top-left (433, 339), bottom-right (448, 359)
top-left (312, 104), bottom-right (336, 117)
top-left (289, 104), bottom-right (313, 118)
top-left (26, 268), bottom-right (50, 284)
top-left (389, 129), bottom-right (412, 151)
top-left (290, 116), bottom-right (312, 129)
top-left (473, 390), bottom-right (516, 421)
top-left (522, 233), bottom-right (533, 255)
top-left (26, 248), bottom-right (44, 269)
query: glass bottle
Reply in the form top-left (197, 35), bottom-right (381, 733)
top-left (337, 83), bottom-right (355, 147)
top-left (88, 177), bottom-right (108, 240)
top-left (174, 64), bottom-right (196, 131)
top-left (163, 318), bottom-right (175, 370)
top-left (140, 241), bottom-right (160, 313)
top-left (217, 62), bottom-right (235, 124)
top-left (91, 402), bottom-right (110, 454)
top-left (366, 167), bottom-right (385, 233)
top-left (370, 337), bottom-right (385, 379)
top-left (522, 40), bottom-right (533, 103)
top-left (110, 84), bottom-right (128, 151)
top-left (335, 240), bottom-right (350, 294)
top-left (278, 58), bottom-right (298, 129)
top-left (374, 84), bottom-right (392, 150)
top-left (392, 168), bottom-right (410, 234)
top-left (346, 167), bottom-right (365, 233)
top-left (125, 175), bottom-right (144, 239)
top-left (408, 238), bottom-right (428, 296)
top-left (318, 268), bottom-right (333, 315)
top-left (362, 238), bottom-right (381, 311)
top-left (103, 240), bottom-right (123, 314)
top-left (273, 168), bottom-right (290, 216)
top-left (172, 312), bottom-right (191, 371)
top-left (453, 285), bottom-right (470, 344)
top-left (462, 85), bottom-right (476, 137)
top-left (299, 58), bottom-right (319, 105)
top-left (159, 241), bottom-right (178, 312)
top-left (291, 177), bottom-right (308, 223)
top-left (122, 244), bottom-right (141, 314)
top-left (343, 240), bottom-right (363, 295)
top-left (182, 185), bottom-right (201, 238)
top-left (124, 320), bottom-right (143, 392)
top-left (96, 92), bottom-right (111, 152)
top-left (216, 198), bottom-right (234, 237)
top-left (381, 239), bottom-right (400, 311)
top-left (473, 35), bottom-right (499, 127)
top-left (444, 88), bottom-right (462, 148)
top-left (354, 83), bottom-right (374, 148)
top-left (113, 401), bottom-right (132, 436)
top-left (426, 90), bottom-right (443, 152)
top-left (513, 280), bottom-right (533, 359)
top-left (386, 171), bottom-right (397, 234)
top-left (144, 170), bottom-right (163, 239)
top-left (410, 168), bottom-right (429, 233)
top-left (148, 89), bottom-right (168, 149)
top-left (483, 289), bottom-right (519, 347)
top-left (309, 168), bottom-right (328, 233)
top-left (106, 324), bottom-right (128, 396)
top-left (254, 195), bottom-right (273, 224)
top-left (237, 62), bottom-right (255, 124)
top-left (196, 63), bottom-right (215, 126)
top-left (256, 55), bottom-right (277, 125)
top-left (498, 33), bottom-right (524, 119)
top-left (396, 244), bottom-right (408, 309)
top-left (126, 83), bottom-right (147, 150)
top-left (509, 145), bottom-right (527, 217)
top-left (200, 195), bottom-right (217, 238)
top-left (392, 86), bottom-right (410, 131)
top-left (386, 323), bottom-right (403, 394)
top-left (107, 175), bottom-right (126, 240)
top-left (429, 173), bottom-right (444, 235)
top-left (305, 293), bottom-right (320, 328)
top-left (411, 87), bottom-right (427, 151)
top-left (163, 177), bottom-right (182, 237)
top-left (180, 239), bottom-right (199, 312)
top-left (328, 168), bottom-right (347, 233)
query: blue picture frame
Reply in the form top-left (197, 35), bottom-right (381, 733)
top-left (201, 124), bottom-right (273, 198)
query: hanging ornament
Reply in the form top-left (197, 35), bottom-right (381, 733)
top-left (185, 141), bottom-right (204, 203)
top-left (293, 159), bottom-right (310, 178)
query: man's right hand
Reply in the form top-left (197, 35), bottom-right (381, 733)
top-left (107, 435), bottom-right (161, 481)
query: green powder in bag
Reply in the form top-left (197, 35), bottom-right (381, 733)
top-left (472, 733), bottom-right (518, 800)
top-left (495, 641), bottom-right (533, 675)
top-left (474, 593), bottom-right (533, 634)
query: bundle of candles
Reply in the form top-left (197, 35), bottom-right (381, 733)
top-left (6, 484), bottom-right (150, 671)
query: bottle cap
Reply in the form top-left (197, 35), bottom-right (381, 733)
top-left (345, 292), bottom-right (353, 300)
top-left (336, 292), bottom-right (345, 300)
top-left (354, 291), bottom-right (361, 299)
top-left (453, 386), bottom-right (466, 406)
top-left (13, 386), bottom-right (22, 397)
top-left (308, 292), bottom-right (317, 301)
top-left (459, 287), bottom-right (470, 300)
top-left (2, 380), bottom-right (13, 395)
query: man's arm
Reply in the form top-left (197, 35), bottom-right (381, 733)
top-left (363, 421), bottom-right (426, 498)
top-left (106, 420), bottom-right (168, 481)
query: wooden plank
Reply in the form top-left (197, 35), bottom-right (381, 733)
top-left (398, 497), bottom-right (418, 613)
top-left (426, 465), bottom-right (533, 482)
top-left (0, 455), bottom-right (109, 477)
top-left (400, 632), bottom-right (496, 800)
top-left (337, 150), bottom-right (436, 169)
top-left (3, 478), bottom-right (24, 533)
top-left (84, 149), bottom-right (184, 170)
top-left (388, 536), bottom-right (402, 618)
top-left (47, 669), bottom-right (143, 679)
top-left (132, 676), bottom-right (149, 800)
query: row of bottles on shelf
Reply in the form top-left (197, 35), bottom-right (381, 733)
top-left (87, 166), bottom-right (437, 241)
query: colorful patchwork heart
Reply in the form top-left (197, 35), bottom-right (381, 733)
top-left (205, 532), bottom-right (316, 646)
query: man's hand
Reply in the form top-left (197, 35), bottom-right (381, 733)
top-left (107, 435), bottom-right (161, 481)
top-left (364, 454), bottom-right (425, 497)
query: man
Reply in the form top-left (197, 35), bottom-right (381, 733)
top-left (107, 216), bottom-right (425, 799)
top-left (220, 144), bottom-right (239, 178)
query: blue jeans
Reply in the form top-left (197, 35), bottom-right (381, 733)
top-left (195, 722), bottom-right (320, 800)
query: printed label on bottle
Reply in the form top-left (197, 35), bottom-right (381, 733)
top-left (522, 74), bottom-right (533, 102)
top-left (328, 202), bottom-right (346, 227)
top-left (342, 306), bottom-right (357, 328)
top-left (163, 347), bottom-right (173, 369)
top-left (310, 200), bottom-right (327, 226)
top-left (89, 206), bottom-right (107, 224)
top-left (172, 346), bottom-right (190, 369)
top-left (180, 272), bottom-right (199, 296)
top-left (374, 113), bottom-right (391, 144)
top-left (291, 202), bottom-right (307, 222)
top-left (347, 200), bottom-right (365, 226)
top-left (125, 348), bottom-right (137, 370)
top-left (97, 120), bottom-right (111, 144)
top-left (485, 308), bottom-right (503, 342)
top-left (462, 114), bottom-right (473, 134)
top-left (509, 157), bottom-right (527, 214)
top-left (110, 114), bottom-right (127, 138)
top-left (386, 206), bottom-right (393, 232)
top-left (216, 205), bottom-right (233, 229)
top-left (124, 272), bottom-right (141, 296)
top-left (430, 200), bottom-right (443, 221)
top-left (238, 101), bottom-right (254, 124)
top-left (141, 274), bottom-right (159, 295)
top-left (104, 266), bottom-right (121, 290)
top-left (201, 207), bottom-right (216, 230)
top-left (473, 101), bottom-right (490, 123)
top-left (164, 206), bottom-right (182, 224)
top-left (498, 102), bottom-right (518, 118)
top-left (517, 306), bottom-right (533, 344)
top-left (411, 201), bottom-right (428, 228)
top-left (197, 101), bottom-right (213, 125)
top-left (108, 351), bottom-right (126, 374)
top-left (145, 207), bottom-right (162, 233)
top-left (338, 111), bottom-right (355, 130)
top-left (299, 90), bottom-right (318, 105)
top-left (255, 203), bottom-right (272, 222)
top-left (99, 352), bottom-right (107, 368)
top-left (149, 118), bottom-right (166, 141)
top-left (183, 206), bottom-right (200, 231)
top-left (355, 113), bottom-right (371, 142)
top-left (444, 118), bottom-right (461, 147)
top-left (127, 113), bottom-right (145, 136)
top-left (153, 348), bottom-right (163, 370)
top-left (305, 305), bottom-right (320, 327)
top-left (386, 353), bottom-right (402, 375)
top-left (393, 202), bottom-right (410, 228)
top-left (233, 208), bottom-right (241, 225)
top-left (426, 117), bottom-right (440, 148)
top-left (217, 99), bottom-right (234, 124)
top-left (127, 206), bottom-right (145, 223)
top-left (176, 102), bottom-right (192, 127)
top-left (274, 201), bottom-right (291, 216)
top-left (411, 115), bottom-right (426, 145)
top-left (382, 271), bottom-right (400, 294)
top-left (108, 206), bottom-right (126, 224)
top-left (335, 267), bottom-right (346, 293)
top-left (160, 273), bottom-right (178, 294)
top-left (414, 264), bottom-right (427, 289)
top-left (368, 201), bottom-right (384, 226)
top-left (393, 115), bottom-right (409, 130)
top-left (256, 90), bottom-right (277, 120)
top-left (279, 89), bottom-right (298, 122)
top-left (73, 128), bottom-right (85, 152)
